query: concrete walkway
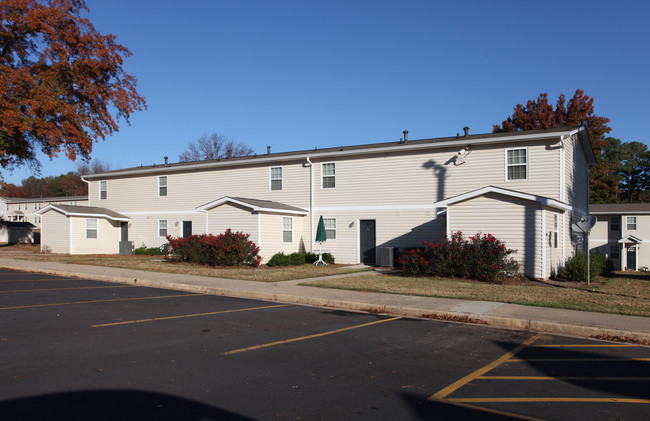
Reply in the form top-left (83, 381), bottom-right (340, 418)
top-left (1, 257), bottom-right (649, 344)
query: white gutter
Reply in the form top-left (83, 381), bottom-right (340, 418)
top-left (306, 157), bottom-right (314, 252)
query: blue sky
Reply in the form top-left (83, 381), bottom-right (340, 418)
top-left (6, 0), bottom-right (650, 184)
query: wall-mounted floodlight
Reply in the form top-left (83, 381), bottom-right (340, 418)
top-left (457, 146), bottom-right (471, 164)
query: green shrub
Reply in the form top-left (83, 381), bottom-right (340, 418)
top-left (559, 252), bottom-right (611, 282)
top-left (269, 252), bottom-right (335, 266)
top-left (305, 252), bottom-right (335, 264)
top-left (397, 232), bottom-right (519, 283)
top-left (267, 252), bottom-right (291, 267)
top-left (134, 247), bottom-right (161, 255)
top-left (166, 230), bottom-right (260, 267)
top-left (288, 252), bottom-right (306, 265)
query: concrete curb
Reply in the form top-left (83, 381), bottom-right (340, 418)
top-left (2, 263), bottom-right (650, 344)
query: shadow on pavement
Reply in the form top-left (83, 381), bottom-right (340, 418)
top-left (0, 389), bottom-right (254, 421)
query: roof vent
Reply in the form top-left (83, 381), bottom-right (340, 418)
top-left (403, 130), bottom-right (408, 142)
top-left (164, 156), bottom-right (168, 165)
top-left (463, 126), bottom-right (470, 137)
top-left (226, 149), bottom-right (232, 159)
top-left (267, 146), bottom-right (271, 155)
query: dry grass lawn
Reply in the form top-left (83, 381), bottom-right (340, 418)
top-left (303, 272), bottom-right (650, 317)
top-left (1, 245), bottom-right (369, 282)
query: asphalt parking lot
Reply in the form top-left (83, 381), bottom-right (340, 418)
top-left (1, 269), bottom-right (649, 420)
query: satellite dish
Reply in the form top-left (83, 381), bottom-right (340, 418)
top-left (571, 216), bottom-right (597, 233)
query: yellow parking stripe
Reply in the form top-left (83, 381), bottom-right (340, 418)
top-left (92, 304), bottom-right (291, 327)
top-left (0, 285), bottom-right (131, 294)
top-left (509, 358), bottom-right (650, 362)
top-left (0, 293), bottom-right (206, 310)
top-left (450, 397), bottom-right (650, 404)
top-left (533, 344), bottom-right (637, 348)
top-left (480, 376), bottom-right (650, 381)
top-left (221, 316), bottom-right (403, 355)
top-left (428, 397), bottom-right (546, 421)
top-left (430, 333), bottom-right (544, 400)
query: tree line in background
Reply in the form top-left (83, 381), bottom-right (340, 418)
top-left (494, 89), bottom-right (649, 203)
top-left (0, 160), bottom-right (110, 198)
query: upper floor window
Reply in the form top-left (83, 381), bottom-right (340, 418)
top-left (324, 217), bottom-right (337, 240)
top-left (159, 219), bottom-right (168, 237)
top-left (610, 216), bottom-right (620, 231)
top-left (626, 216), bottom-right (637, 230)
top-left (322, 163), bottom-right (336, 189)
top-left (158, 176), bottom-right (168, 197)
top-left (17, 204), bottom-right (21, 210)
top-left (86, 218), bottom-right (98, 239)
top-left (506, 148), bottom-right (527, 180)
top-left (282, 217), bottom-right (293, 243)
top-left (270, 167), bottom-right (282, 191)
top-left (99, 180), bottom-right (107, 200)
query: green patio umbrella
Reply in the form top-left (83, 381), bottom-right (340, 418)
top-left (314, 216), bottom-right (327, 265)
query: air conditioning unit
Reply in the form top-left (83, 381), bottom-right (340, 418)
top-left (378, 247), bottom-right (394, 267)
top-left (119, 241), bottom-right (134, 255)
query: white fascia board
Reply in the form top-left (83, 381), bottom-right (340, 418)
top-left (315, 204), bottom-right (435, 211)
top-left (434, 186), bottom-right (571, 211)
top-left (590, 211), bottom-right (650, 215)
top-left (84, 131), bottom-right (573, 179)
top-left (618, 235), bottom-right (643, 244)
top-left (36, 205), bottom-right (129, 222)
top-left (196, 197), bottom-right (308, 215)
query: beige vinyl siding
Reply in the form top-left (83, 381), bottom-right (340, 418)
top-left (206, 203), bottom-right (259, 245)
top-left (124, 213), bottom-right (205, 249)
top-left (305, 209), bottom-right (443, 264)
top-left (448, 193), bottom-right (541, 278)
top-left (41, 210), bottom-right (71, 253)
top-left (566, 134), bottom-right (589, 213)
top-left (258, 214), bottom-right (307, 261)
top-left (312, 140), bottom-right (562, 209)
top-left (89, 162), bottom-right (310, 212)
top-left (70, 217), bottom-right (120, 254)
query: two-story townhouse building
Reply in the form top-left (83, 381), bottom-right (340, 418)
top-left (590, 203), bottom-right (650, 271)
top-left (37, 126), bottom-right (596, 279)
top-left (1, 196), bottom-right (88, 228)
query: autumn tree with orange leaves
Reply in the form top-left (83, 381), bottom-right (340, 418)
top-left (493, 90), bottom-right (616, 203)
top-left (0, 0), bottom-right (145, 178)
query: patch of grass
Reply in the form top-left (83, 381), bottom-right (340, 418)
top-left (302, 274), bottom-right (650, 317)
top-left (11, 252), bottom-right (370, 282)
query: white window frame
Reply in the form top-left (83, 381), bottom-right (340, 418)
top-left (159, 219), bottom-right (168, 237)
top-left (282, 217), bottom-right (293, 243)
top-left (323, 217), bottom-right (337, 240)
top-left (86, 218), bottom-right (98, 239)
top-left (158, 176), bottom-right (168, 197)
top-left (505, 147), bottom-right (528, 181)
top-left (610, 216), bottom-right (620, 231)
top-left (99, 180), bottom-right (107, 200)
top-left (270, 166), bottom-right (283, 191)
top-left (322, 162), bottom-right (336, 189)
top-left (626, 216), bottom-right (637, 231)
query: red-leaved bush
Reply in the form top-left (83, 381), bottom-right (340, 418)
top-left (166, 229), bottom-right (261, 267)
top-left (398, 232), bottom-right (519, 283)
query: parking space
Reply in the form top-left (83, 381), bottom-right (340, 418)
top-left (1, 268), bottom-right (649, 420)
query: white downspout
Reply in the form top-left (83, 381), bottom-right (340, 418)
top-left (306, 157), bottom-right (314, 252)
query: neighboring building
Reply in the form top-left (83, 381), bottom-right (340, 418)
top-left (37, 126), bottom-right (596, 279)
top-left (590, 203), bottom-right (650, 271)
top-left (1, 196), bottom-right (88, 228)
top-left (0, 221), bottom-right (37, 244)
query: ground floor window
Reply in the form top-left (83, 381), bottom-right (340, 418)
top-left (324, 217), bottom-right (337, 240)
top-left (159, 219), bottom-right (168, 237)
top-left (282, 217), bottom-right (293, 243)
top-left (86, 218), bottom-right (98, 239)
top-left (610, 245), bottom-right (620, 260)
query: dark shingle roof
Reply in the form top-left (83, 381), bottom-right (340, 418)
top-left (590, 203), bottom-right (650, 214)
top-left (41, 204), bottom-right (129, 221)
